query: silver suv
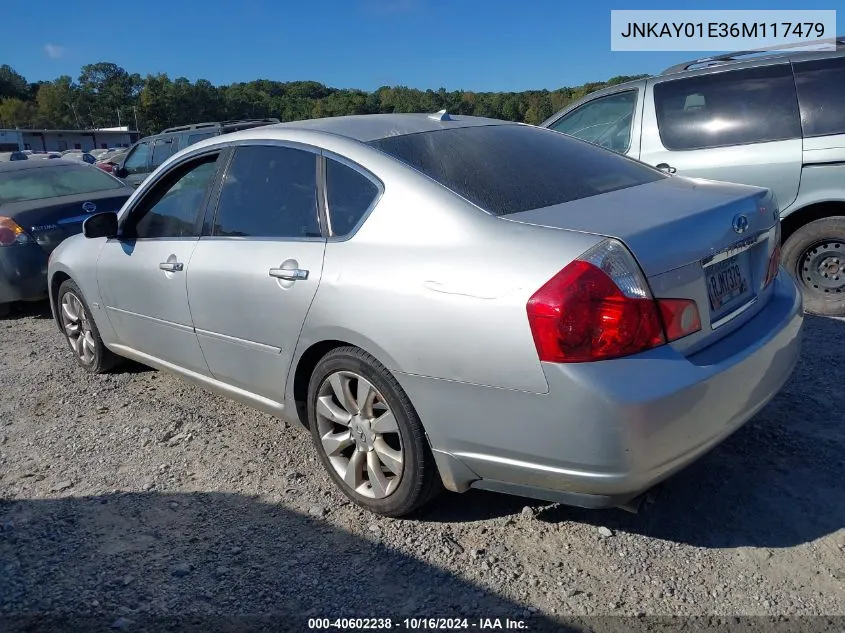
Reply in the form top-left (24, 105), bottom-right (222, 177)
top-left (542, 40), bottom-right (845, 316)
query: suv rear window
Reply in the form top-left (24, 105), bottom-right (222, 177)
top-left (793, 56), bottom-right (845, 138)
top-left (368, 124), bottom-right (664, 216)
top-left (653, 64), bottom-right (801, 151)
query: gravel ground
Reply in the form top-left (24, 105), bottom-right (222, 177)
top-left (0, 302), bottom-right (843, 632)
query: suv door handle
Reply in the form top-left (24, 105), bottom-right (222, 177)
top-left (269, 267), bottom-right (309, 281)
top-left (655, 163), bottom-right (677, 174)
top-left (159, 261), bottom-right (184, 272)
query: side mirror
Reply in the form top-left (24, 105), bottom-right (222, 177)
top-left (82, 212), bottom-right (119, 239)
top-left (114, 166), bottom-right (128, 178)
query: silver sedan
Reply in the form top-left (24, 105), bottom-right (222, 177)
top-left (46, 113), bottom-right (803, 516)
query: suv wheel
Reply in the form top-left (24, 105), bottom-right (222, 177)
top-left (782, 216), bottom-right (845, 317)
top-left (307, 346), bottom-right (442, 517)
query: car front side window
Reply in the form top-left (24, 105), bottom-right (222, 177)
top-left (550, 91), bottom-right (638, 153)
top-left (123, 153), bottom-right (220, 239)
top-left (123, 142), bottom-right (151, 174)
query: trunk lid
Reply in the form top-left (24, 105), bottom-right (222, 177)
top-left (502, 176), bottom-right (781, 353)
top-left (4, 189), bottom-right (132, 254)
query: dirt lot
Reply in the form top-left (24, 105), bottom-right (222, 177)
top-left (0, 302), bottom-right (843, 631)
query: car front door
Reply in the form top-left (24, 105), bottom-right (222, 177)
top-left (120, 140), bottom-right (152, 188)
top-left (186, 143), bottom-right (326, 402)
top-left (96, 150), bottom-right (225, 374)
top-left (545, 84), bottom-right (644, 157)
top-left (640, 63), bottom-right (803, 211)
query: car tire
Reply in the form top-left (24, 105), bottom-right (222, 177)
top-left (307, 346), bottom-right (442, 517)
top-left (0, 303), bottom-right (10, 318)
top-left (781, 216), bottom-right (845, 317)
top-left (57, 279), bottom-right (120, 373)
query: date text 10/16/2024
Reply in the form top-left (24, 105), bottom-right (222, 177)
top-left (307, 618), bottom-right (528, 630)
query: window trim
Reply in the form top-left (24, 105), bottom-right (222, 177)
top-left (202, 140), bottom-right (326, 243)
top-left (547, 88), bottom-right (640, 155)
top-left (116, 148), bottom-right (226, 241)
top-left (651, 63), bottom-right (801, 152)
top-left (320, 149), bottom-right (385, 242)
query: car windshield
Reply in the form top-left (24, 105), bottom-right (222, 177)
top-left (0, 164), bottom-right (124, 204)
top-left (368, 124), bottom-right (664, 216)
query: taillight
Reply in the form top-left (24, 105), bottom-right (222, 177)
top-left (526, 239), bottom-right (700, 363)
top-left (0, 216), bottom-right (33, 247)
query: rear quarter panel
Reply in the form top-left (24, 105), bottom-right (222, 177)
top-left (292, 142), bottom-right (605, 395)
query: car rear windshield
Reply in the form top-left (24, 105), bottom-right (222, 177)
top-left (368, 124), bottom-right (664, 216)
top-left (0, 164), bottom-right (124, 204)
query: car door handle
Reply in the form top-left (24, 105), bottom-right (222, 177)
top-left (655, 163), bottom-right (677, 174)
top-left (269, 267), bottom-right (309, 281)
top-left (159, 261), bottom-right (184, 272)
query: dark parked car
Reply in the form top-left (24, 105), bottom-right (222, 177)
top-left (0, 160), bottom-right (134, 315)
top-left (113, 118), bottom-right (280, 187)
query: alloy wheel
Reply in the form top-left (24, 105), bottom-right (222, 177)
top-left (60, 292), bottom-right (96, 364)
top-left (315, 370), bottom-right (404, 499)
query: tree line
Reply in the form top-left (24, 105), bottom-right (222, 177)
top-left (0, 62), bottom-right (647, 136)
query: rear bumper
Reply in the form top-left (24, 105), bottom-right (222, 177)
top-left (399, 272), bottom-right (804, 507)
top-left (0, 244), bottom-right (49, 304)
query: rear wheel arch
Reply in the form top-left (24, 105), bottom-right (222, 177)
top-left (781, 200), bottom-right (845, 244)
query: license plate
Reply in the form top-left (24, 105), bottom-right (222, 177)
top-left (706, 254), bottom-right (751, 314)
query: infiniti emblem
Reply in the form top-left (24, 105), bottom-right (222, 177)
top-left (82, 201), bottom-right (97, 213)
top-left (732, 214), bottom-right (749, 234)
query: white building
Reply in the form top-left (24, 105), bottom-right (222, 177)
top-left (0, 127), bottom-right (140, 152)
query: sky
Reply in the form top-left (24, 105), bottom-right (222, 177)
top-left (1, 0), bottom-right (842, 92)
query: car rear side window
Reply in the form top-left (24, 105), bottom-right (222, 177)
top-left (793, 56), bottom-right (845, 138)
top-left (213, 145), bottom-right (321, 238)
top-left (653, 65), bottom-right (801, 151)
top-left (187, 132), bottom-right (215, 146)
top-left (368, 124), bottom-right (663, 216)
top-left (326, 158), bottom-right (379, 236)
top-left (151, 137), bottom-right (178, 169)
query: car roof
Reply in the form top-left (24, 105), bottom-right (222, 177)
top-left (661, 38), bottom-right (845, 76)
top-left (265, 113), bottom-right (512, 143)
top-left (0, 158), bottom-right (83, 173)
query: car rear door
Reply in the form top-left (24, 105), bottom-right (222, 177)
top-left (96, 149), bottom-right (226, 374)
top-left (186, 143), bottom-right (326, 402)
top-left (639, 63), bottom-right (803, 212)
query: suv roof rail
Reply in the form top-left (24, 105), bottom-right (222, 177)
top-left (661, 35), bottom-right (845, 75)
top-left (159, 118), bottom-right (281, 134)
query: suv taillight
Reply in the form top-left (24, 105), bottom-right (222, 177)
top-left (526, 239), bottom-right (701, 363)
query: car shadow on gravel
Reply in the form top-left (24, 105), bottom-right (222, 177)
top-left (0, 300), bottom-right (53, 320)
top-left (0, 492), bottom-right (571, 633)
top-left (429, 315), bottom-right (845, 550)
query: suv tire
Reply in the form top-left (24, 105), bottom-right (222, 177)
top-left (781, 216), bottom-right (845, 317)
